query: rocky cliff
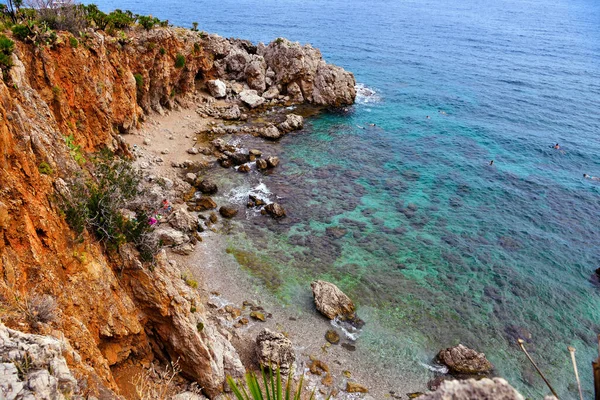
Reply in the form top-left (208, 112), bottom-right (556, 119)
top-left (0, 26), bottom-right (355, 399)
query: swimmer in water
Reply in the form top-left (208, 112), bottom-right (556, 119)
top-left (426, 116), bottom-right (430, 119)
top-left (584, 173), bottom-right (600, 181)
top-left (553, 143), bottom-right (560, 149)
top-left (489, 160), bottom-right (494, 166)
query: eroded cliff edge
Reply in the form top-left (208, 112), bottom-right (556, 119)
top-left (0, 26), bottom-right (355, 399)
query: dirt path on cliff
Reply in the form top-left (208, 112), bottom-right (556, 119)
top-left (121, 102), bottom-right (423, 400)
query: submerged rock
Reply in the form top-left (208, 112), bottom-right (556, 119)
top-left (346, 382), bottom-right (369, 393)
top-left (419, 378), bottom-right (524, 400)
top-left (311, 280), bottom-right (356, 321)
top-left (260, 124), bottom-right (282, 140)
top-left (436, 344), bottom-right (493, 375)
top-left (255, 329), bottom-right (295, 373)
top-left (266, 156), bottom-right (280, 168)
top-left (219, 206), bottom-right (239, 219)
top-left (189, 197), bottom-right (218, 211)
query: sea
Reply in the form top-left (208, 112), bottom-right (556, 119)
top-left (90, 0), bottom-right (600, 397)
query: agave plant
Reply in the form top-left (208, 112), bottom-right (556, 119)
top-left (227, 365), bottom-right (330, 400)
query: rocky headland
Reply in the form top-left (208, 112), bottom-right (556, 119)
top-left (0, 13), bottom-right (546, 400)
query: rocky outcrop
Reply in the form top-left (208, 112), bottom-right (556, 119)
top-left (120, 248), bottom-right (244, 397)
top-left (239, 89), bottom-right (266, 108)
top-left (436, 344), bottom-right (494, 375)
top-left (420, 378), bottom-right (524, 400)
top-left (255, 329), bottom-right (295, 373)
top-left (0, 323), bottom-right (80, 399)
top-left (311, 280), bottom-right (356, 320)
top-left (259, 39), bottom-right (356, 106)
top-left (278, 114), bottom-right (304, 133)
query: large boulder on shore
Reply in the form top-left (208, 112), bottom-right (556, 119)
top-left (436, 344), bottom-right (493, 375)
top-left (207, 79), bottom-right (227, 98)
top-left (255, 329), bottom-right (295, 374)
top-left (311, 280), bottom-right (356, 320)
top-left (239, 89), bottom-right (266, 108)
top-left (420, 378), bottom-right (524, 400)
top-left (168, 207), bottom-right (198, 232)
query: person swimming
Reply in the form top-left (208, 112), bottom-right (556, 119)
top-left (584, 173), bottom-right (600, 181)
top-left (553, 143), bottom-right (560, 149)
top-left (489, 160), bottom-right (494, 166)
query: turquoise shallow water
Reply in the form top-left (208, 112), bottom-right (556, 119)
top-left (89, 0), bottom-right (600, 396)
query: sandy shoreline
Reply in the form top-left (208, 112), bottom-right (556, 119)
top-left (121, 99), bottom-right (428, 399)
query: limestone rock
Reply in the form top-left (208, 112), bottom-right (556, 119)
top-left (155, 227), bottom-right (189, 246)
top-left (255, 329), bottom-right (295, 373)
top-left (256, 159), bottom-right (268, 170)
top-left (221, 104), bottom-right (241, 120)
top-left (207, 79), bottom-right (227, 98)
top-left (264, 203), bottom-right (286, 219)
top-left (239, 89), bottom-right (266, 108)
top-left (187, 147), bottom-right (199, 155)
top-left (261, 39), bottom-right (356, 106)
top-left (266, 156), bottom-right (280, 168)
top-left (311, 280), bottom-right (355, 320)
top-left (419, 378), bottom-right (524, 400)
top-left (245, 58), bottom-right (267, 93)
top-left (263, 85), bottom-right (280, 100)
top-left (238, 164), bottom-right (251, 173)
top-left (0, 323), bottom-right (79, 400)
top-left (191, 197), bottom-right (218, 211)
top-left (278, 114), bottom-right (304, 133)
top-left (219, 206), bottom-right (238, 219)
top-left (260, 125), bottom-right (282, 140)
top-left (437, 344), bottom-right (493, 375)
top-left (168, 208), bottom-right (198, 232)
top-left (286, 82), bottom-right (304, 103)
top-left (325, 329), bottom-right (340, 344)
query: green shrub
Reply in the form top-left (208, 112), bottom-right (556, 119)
top-left (0, 34), bottom-right (14, 70)
top-left (193, 42), bottom-right (200, 54)
top-left (65, 134), bottom-right (85, 165)
top-left (84, 4), bottom-right (110, 30)
top-left (191, 22), bottom-right (198, 31)
top-left (137, 15), bottom-right (159, 30)
top-left (275, 37), bottom-right (285, 45)
top-left (174, 53), bottom-right (185, 68)
top-left (107, 9), bottom-right (135, 29)
top-left (159, 47), bottom-right (166, 55)
top-left (134, 73), bottom-right (143, 88)
top-left (69, 36), bottom-right (78, 48)
top-left (38, 161), bottom-right (53, 175)
top-left (196, 322), bottom-right (204, 332)
top-left (60, 150), bottom-right (155, 256)
top-left (159, 20), bottom-right (168, 28)
top-left (11, 24), bottom-right (30, 41)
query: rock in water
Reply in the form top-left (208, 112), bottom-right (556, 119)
top-left (207, 79), bottom-right (227, 98)
top-left (219, 206), bottom-right (239, 219)
top-left (266, 156), bottom-right (280, 168)
top-left (197, 179), bottom-right (218, 195)
top-left (238, 164), bottom-right (251, 173)
top-left (419, 378), bottom-right (524, 400)
top-left (239, 89), bottom-right (266, 108)
top-left (260, 124), bottom-right (282, 140)
top-left (346, 382), bottom-right (369, 393)
top-left (278, 113), bottom-right (304, 133)
top-left (436, 344), bottom-right (493, 375)
top-left (191, 197), bottom-right (218, 211)
top-left (264, 203), bottom-right (286, 218)
top-left (311, 280), bottom-right (356, 320)
top-left (255, 329), bottom-right (295, 373)
top-left (256, 159), bottom-right (268, 170)
top-left (325, 329), bottom-right (340, 344)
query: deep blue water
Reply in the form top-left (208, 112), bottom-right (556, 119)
top-left (88, 0), bottom-right (600, 397)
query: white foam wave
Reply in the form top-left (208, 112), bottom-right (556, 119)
top-left (355, 83), bottom-right (381, 104)
top-left (226, 181), bottom-right (272, 205)
top-left (331, 316), bottom-right (362, 341)
top-left (419, 362), bottom-right (449, 374)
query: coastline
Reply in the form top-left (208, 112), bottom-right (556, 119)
top-left (121, 102), bottom-right (430, 399)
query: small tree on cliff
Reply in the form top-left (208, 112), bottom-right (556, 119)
top-left (5, 0), bottom-right (23, 23)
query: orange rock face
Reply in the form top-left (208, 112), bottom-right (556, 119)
top-left (0, 28), bottom-right (222, 397)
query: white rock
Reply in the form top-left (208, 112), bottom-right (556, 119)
top-left (239, 90), bottom-right (266, 108)
top-left (207, 79), bottom-right (227, 98)
top-left (187, 147), bottom-right (199, 155)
